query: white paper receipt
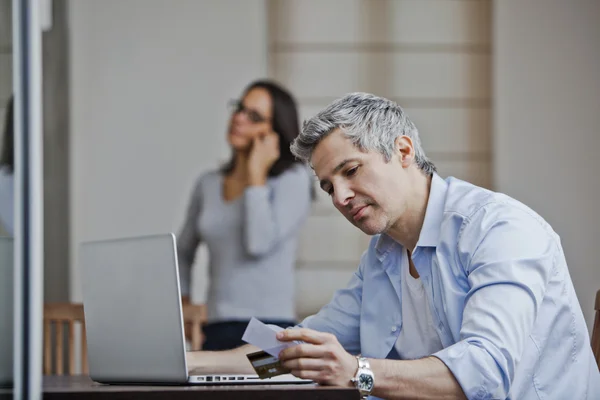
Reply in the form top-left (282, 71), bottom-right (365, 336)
top-left (241, 317), bottom-right (302, 357)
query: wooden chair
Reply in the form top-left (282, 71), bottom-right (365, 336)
top-left (592, 289), bottom-right (600, 371)
top-left (43, 303), bottom-right (88, 376)
top-left (182, 303), bottom-right (207, 351)
top-left (43, 302), bottom-right (207, 376)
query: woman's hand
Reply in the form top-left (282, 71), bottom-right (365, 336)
top-left (248, 132), bottom-right (280, 186)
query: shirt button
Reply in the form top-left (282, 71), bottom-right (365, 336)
top-left (391, 326), bottom-right (398, 333)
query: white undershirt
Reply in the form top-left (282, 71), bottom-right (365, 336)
top-left (395, 250), bottom-right (444, 360)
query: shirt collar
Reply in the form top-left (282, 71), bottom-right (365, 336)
top-left (375, 173), bottom-right (448, 257)
top-left (415, 173), bottom-right (448, 248)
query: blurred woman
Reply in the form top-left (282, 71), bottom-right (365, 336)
top-left (176, 80), bottom-right (312, 350)
top-left (0, 96), bottom-right (14, 237)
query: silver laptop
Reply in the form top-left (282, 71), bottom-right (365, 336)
top-left (81, 233), bottom-right (311, 385)
top-left (0, 237), bottom-right (13, 388)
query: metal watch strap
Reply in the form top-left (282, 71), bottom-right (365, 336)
top-left (357, 356), bottom-right (370, 369)
top-left (355, 356), bottom-right (372, 399)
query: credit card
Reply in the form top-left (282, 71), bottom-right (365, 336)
top-left (246, 350), bottom-right (291, 379)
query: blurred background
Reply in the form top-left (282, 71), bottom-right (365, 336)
top-left (1, 0), bottom-right (599, 374)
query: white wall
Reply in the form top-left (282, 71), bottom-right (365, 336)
top-left (269, 0), bottom-right (492, 318)
top-left (68, 0), bottom-right (493, 319)
top-left (68, 0), bottom-right (268, 301)
top-left (494, 0), bottom-right (600, 331)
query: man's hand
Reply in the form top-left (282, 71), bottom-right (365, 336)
top-left (276, 328), bottom-right (357, 387)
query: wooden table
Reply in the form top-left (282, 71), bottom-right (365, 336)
top-left (0, 375), bottom-right (359, 399)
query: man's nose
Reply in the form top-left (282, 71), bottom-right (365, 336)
top-left (332, 185), bottom-right (354, 209)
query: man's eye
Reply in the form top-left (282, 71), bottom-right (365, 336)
top-left (346, 166), bottom-right (359, 176)
top-left (326, 187), bottom-right (334, 196)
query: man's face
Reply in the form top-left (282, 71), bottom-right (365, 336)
top-left (311, 129), bottom-right (411, 235)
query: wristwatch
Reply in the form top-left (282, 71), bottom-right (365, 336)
top-left (350, 356), bottom-right (374, 399)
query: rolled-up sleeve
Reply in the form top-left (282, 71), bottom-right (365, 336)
top-left (433, 204), bottom-right (558, 400)
top-left (176, 177), bottom-right (204, 297)
top-left (296, 251), bottom-right (367, 355)
top-left (243, 165), bottom-right (312, 257)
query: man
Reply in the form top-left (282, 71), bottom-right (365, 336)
top-left (187, 93), bottom-right (600, 399)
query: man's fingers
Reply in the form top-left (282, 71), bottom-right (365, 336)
top-left (279, 343), bottom-right (323, 361)
top-left (277, 328), bottom-right (333, 344)
top-left (290, 369), bottom-right (324, 382)
top-left (281, 357), bottom-right (324, 372)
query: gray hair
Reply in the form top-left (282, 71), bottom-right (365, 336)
top-left (290, 92), bottom-right (436, 175)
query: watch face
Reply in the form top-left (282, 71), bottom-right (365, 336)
top-left (358, 373), bottom-right (374, 391)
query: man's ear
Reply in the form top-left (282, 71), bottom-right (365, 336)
top-left (394, 136), bottom-right (415, 167)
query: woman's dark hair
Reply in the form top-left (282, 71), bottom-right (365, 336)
top-left (222, 80), bottom-right (303, 177)
top-left (0, 95), bottom-right (13, 171)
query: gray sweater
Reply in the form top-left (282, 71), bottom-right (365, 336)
top-left (177, 164), bottom-right (312, 323)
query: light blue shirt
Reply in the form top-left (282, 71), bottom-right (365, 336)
top-left (300, 174), bottom-right (599, 399)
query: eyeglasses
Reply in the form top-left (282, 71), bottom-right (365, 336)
top-left (228, 100), bottom-right (270, 124)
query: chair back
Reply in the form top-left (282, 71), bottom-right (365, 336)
top-left (44, 302), bottom-right (207, 376)
top-left (43, 303), bottom-right (88, 375)
top-left (182, 303), bottom-right (207, 351)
